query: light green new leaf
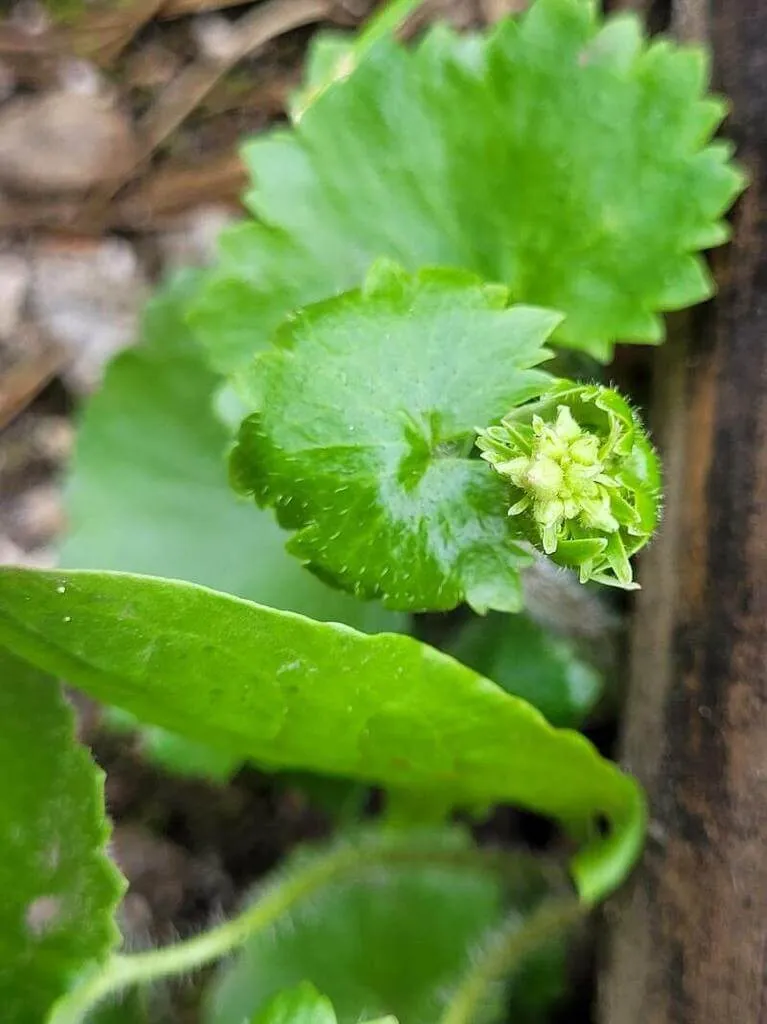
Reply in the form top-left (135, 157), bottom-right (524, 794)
top-left (249, 982), bottom-right (398, 1024)
top-left (208, 830), bottom-right (506, 1024)
top-left (0, 568), bottom-right (645, 902)
top-left (251, 984), bottom-right (338, 1024)
top-left (61, 273), bottom-right (397, 634)
top-left (232, 263), bottom-right (559, 613)
top-left (60, 273), bottom-right (401, 778)
top-left (0, 648), bottom-right (124, 1023)
top-left (448, 612), bottom-right (603, 728)
top-left (190, 0), bottom-right (744, 369)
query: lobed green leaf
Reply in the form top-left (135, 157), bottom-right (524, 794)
top-left (190, 0), bottom-right (745, 370)
top-left (0, 649), bottom-right (124, 1023)
top-left (232, 263), bottom-right (559, 613)
top-left (0, 567), bottom-right (645, 902)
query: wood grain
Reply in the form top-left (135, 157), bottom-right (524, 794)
top-left (600, 2), bottom-right (767, 1022)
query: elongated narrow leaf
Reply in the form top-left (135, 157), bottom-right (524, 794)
top-left (190, 0), bottom-right (744, 369)
top-left (232, 263), bottom-right (559, 613)
top-left (0, 648), bottom-right (124, 1023)
top-left (0, 568), bottom-right (644, 901)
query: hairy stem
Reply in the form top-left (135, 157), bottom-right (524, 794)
top-left (49, 835), bottom-right (542, 1024)
top-left (439, 896), bottom-right (587, 1024)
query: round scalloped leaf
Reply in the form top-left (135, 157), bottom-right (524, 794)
top-left (0, 649), bottom-right (124, 1023)
top-left (190, 0), bottom-right (745, 369)
top-left (231, 263), bottom-right (560, 613)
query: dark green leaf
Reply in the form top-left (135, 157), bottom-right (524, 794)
top-left (0, 568), bottom-right (645, 901)
top-left (0, 648), bottom-right (124, 1022)
top-left (232, 263), bottom-right (559, 613)
top-left (447, 612), bottom-right (603, 727)
top-left (190, 0), bottom-right (744, 369)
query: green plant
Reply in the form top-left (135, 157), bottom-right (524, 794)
top-left (0, 1), bottom-right (744, 1022)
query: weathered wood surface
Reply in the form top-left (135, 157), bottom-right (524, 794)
top-left (600, 2), bottom-right (767, 1022)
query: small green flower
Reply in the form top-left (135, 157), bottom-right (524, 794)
top-left (476, 381), bottom-right (662, 589)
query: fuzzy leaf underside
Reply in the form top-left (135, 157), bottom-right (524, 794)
top-left (190, 0), bottom-right (744, 371)
top-left (207, 830), bottom-right (509, 1024)
top-left (0, 648), bottom-right (123, 1023)
top-left (0, 568), bottom-right (645, 902)
top-left (232, 263), bottom-right (559, 613)
top-left (208, 827), bottom-right (566, 1024)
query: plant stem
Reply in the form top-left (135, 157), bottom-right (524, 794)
top-left (49, 835), bottom-right (539, 1024)
top-left (293, 0), bottom-right (427, 119)
top-left (49, 841), bottom-right (361, 1024)
top-left (439, 896), bottom-right (587, 1024)
top-left (353, 0), bottom-right (427, 56)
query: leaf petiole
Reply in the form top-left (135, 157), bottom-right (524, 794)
top-left (47, 833), bottom-right (542, 1024)
top-left (439, 897), bottom-right (587, 1024)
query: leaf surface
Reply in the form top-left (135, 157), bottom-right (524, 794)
top-left (0, 567), bottom-right (645, 901)
top-left (249, 982), bottom-right (398, 1024)
top-left (251, 984), bottom-right (338, 1024)
top-left (60, 273), bottom-right (401, 777)
top-left (190, 0), bottom-right (744, 368)
top-left (207, 833), bottom-right (507, 1024)
top-left (61, 273), bottom-right (397, 634)
top-left (0, 648), bottom-right (123, 1023)
top-left (232, 263), bottom-right (559, 613)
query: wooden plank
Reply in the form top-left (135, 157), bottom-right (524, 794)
top-left (599, 2), bottom-right (767, 1021)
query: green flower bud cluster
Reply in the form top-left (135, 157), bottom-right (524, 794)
top-left (476, 382), bottom-right (661, 589)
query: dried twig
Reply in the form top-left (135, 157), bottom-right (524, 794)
top-left (65, 0), bottom-right (165, 66)
top-left (0, 350), bottom-right (66, 431)
top-left (82, 0), bottom-right (333, 222)
top-left (114, 151), bottom-right (247, 228)
top-left (158, 0), bottom-right (257, 19)
top-left (140, 0), bottom-right (332, 152)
